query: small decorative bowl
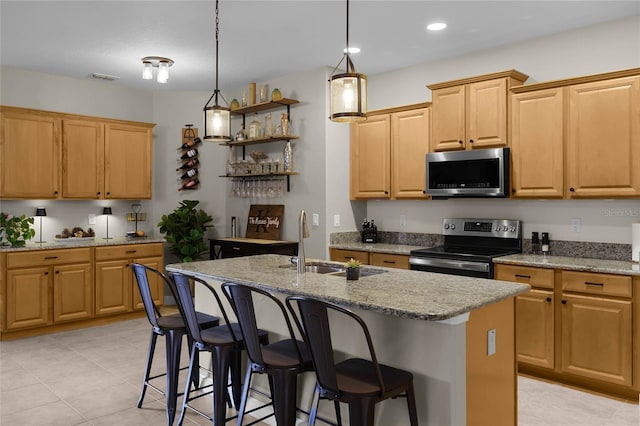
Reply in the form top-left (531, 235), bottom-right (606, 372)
top-left (126, 231), bottom-right (136, 238)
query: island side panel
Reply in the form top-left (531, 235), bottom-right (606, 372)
top-left (466, 296), bottom-right (517, 426)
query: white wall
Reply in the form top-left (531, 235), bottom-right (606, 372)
top-left (361, 16), bottom-right (640, 244)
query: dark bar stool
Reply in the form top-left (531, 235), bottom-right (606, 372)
top-left (286, 296), bottom-right (419, 426)
top-left (222, 282), bottom-right (314, 426)
top-left (168, 273), bottom-right (269, 426)
top-left (131, 263), bottom-right (220, 426)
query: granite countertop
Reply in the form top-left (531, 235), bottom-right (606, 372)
top-left (329, 242), bottom-right (425, 255)
top-left (0, 237), bottom-right (165, 252)
top-left (494, 254), bottom-right (640, 277)
top-left (166, 254), bottom-right (529, 322)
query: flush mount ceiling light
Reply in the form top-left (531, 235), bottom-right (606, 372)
top-left (427, 22), bottom-right (447, 31)
top-left (203, 0), bottom-right (231, 142)
top-left (141, 56), bottom-right (174, 83)
top-left (329, 0), bottom-right (367, 122)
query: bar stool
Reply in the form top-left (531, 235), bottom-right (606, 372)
top-left (168, 273), bottom-right (270, 426)
top-left (131, 263), bottom-right (220, 426)
top-left (222, 282), bottom-right (314, 426)
top-left (286, 296), bottom-right (419, 426)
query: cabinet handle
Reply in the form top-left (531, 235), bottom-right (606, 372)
top-left (569, 187), bottom-right (575, 192)
top-left (512, 188), bottom-right (516, 194)
top-left (383, 260), bottom-right (396, 264)
top-left (54, 191), bottom-right (58, 195)
top-left (107, 192), bottom-right (111, 195)
top-left (584, 281), bottom-right (604, 287)
top-left (44, 256), bottom-right (59, 260)
top-left (384, 191), bottom-right (389, 195)
top-left (55, 271), bottom-right (59, 274)
top-left (126, 250), bottom-right (137, 254)
top-left (469, 139), bottom-right (474, 143)
top-left (514, 274), bottom-right (531, 279)
top-left (343, 256), bottom-right (352, 260)
top-left (561, 300), bottom-right (567, 304)
top-left (546, 297), bottom-right (552, 302)
top-left (44, 271), bottom-right (48, 275)
top-left (97, 192), bottom-right (101, 195)
top-left (232, 246), bottom-right (241, 251)
top-left (458, 140), bottom-right (463, 144)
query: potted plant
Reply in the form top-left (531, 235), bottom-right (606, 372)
top-left (157, 200), bottom-right (214, 262)
top-left (345, 258), bottom-right (361, 281)
top-left (0, 212), bottom-right (36, 247)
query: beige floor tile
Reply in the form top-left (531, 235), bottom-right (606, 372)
top-left (0, 382), bottom-right (60, 416)
top-left (0, 400), bottom-right (86, 426)
top-left (0, 365), bottom-right (39, 391)
top-left (65, 380), bottom-right (141, 420)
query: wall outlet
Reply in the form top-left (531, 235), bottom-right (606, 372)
top-left (487, 329), bottom-right (496, 356)
top-left (88, 214), bottom-right (96, 225)
top-left (312, 213), bottom-right (319, 227)
top-left (333, 214), bottom-right (341, 227)
top-left (571, 218), bottom-right (581, 233)
top-left (400, 214), bottom-right (407, 227)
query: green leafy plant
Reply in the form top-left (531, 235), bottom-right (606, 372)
top-left (0, 213), bottom-right (36, 247)
top-left (157, 200), bottom-right (214, 262)
top-left (346, 258), bottom-right (361, 269)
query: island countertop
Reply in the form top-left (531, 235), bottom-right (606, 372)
top-left (166, 254), bottom-right (529, 322)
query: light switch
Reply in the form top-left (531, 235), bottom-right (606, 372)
top-left (333, 214), bottom-right (341, 227)
top-left (312, 213), bottom-right (319, 227)
top-left (487, 329), bottom-right (496, 356)
top-left (88, 214), bottom-right (96, 225)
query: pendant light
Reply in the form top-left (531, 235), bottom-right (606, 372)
top-left (329, 0), bottom-right (367, 122)
top-left (203, 0), bottom-right (231, 141)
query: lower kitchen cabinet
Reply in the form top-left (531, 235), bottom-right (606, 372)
top-left (329, 248), bottom-right (409, 270)
top-left (6, 266), bottom-right (50, 330)
top-left (53, 263), bottom-right (93, 323)
top-left (515, 289), bottom-right (554, 368)
top-left (330, 248), bottom-right (370, 265)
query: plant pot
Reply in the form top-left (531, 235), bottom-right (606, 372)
top-left (346, 267), bottom-right (360, 281)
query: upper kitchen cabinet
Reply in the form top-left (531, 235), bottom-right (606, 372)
top-left (350, 103), bottom-right (430, 200)
top-left (567, 75), bottom-right (640, 198)
top-left (0, 106), bottom-right (154, 200)
top-left (428, 70), bottom-right (528, 151)
top-left (104, 123), bottom-right (154, 199)
top-left (0, 108), bottom-right (61, 198)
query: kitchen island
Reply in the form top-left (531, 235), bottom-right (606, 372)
top-left (166, 254), bottom-right (530, 425)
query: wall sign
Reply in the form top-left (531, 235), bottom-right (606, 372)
top-left (245, 204), bottom-right (284, 240)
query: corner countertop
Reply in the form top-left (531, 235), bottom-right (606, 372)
top-left (0, 237), bottom-right (165, 252)
top-left (494, 254), bottom-right (640, 277)
top-left (329, 242), bottom-right (424, 255)
top-left (166, 254), bottom-right (529, 322)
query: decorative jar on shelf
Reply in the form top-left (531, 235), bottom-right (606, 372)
top-left (282, 141), bottom-right (293, 172)
top-left (235, 124), bottom-right (247, 141)
top-left (264, 113), bottom-right (274, 137)
top-left (248, 113), bottom-right (262, 139)
top-left (271, 88), bottom-right (282, 101)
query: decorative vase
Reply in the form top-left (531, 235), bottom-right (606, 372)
top-left (271, 88), bottom-right (282, 101)
top-left (346, 267), bottom-right (360, 281)
top-left (282, 141), bottom-right (293, 172)
top-left (230, 98), bottom-right (240, 110)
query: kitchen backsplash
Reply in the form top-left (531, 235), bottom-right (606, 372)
top-left (331, 232), bottom-right (633, 262)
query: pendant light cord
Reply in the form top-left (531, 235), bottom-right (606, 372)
top-left (214, 0), bottom-right (220, 104)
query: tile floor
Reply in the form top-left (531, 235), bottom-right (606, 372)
top-left (1, 317), bottom-right (638, 426)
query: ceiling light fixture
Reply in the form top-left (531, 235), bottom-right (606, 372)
top-left (329, 0), bottom-right (367, 122)
top-left (141, 56), bottom-right (174, 83)
top-left (203, 0), bottom-right (231, 142)
top-left (427, 22), bottom-right (447, 31)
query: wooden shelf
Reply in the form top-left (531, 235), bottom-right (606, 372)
top-left (230, 98), bottom-right (299, 115)
top-left (220, 135), bottom-right (299, 147)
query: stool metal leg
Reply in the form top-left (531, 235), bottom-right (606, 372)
top-left (165, 328), bottom-right (184, 426)
top-left (138, 331), bottom-right (159, 408)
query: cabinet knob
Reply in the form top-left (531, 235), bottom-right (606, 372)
top-left (384, 191), bottom-right (388, 195)
top-left (561, 300), bottom-right (567, 304)
top-left (469, 139), bottom-right (474, 144)
top-left (107, 192), bottom-right (111, 195)
top-left (546, 297), bottom-right (552, 302)
top-left (97, 192), bottom-right (101, 195)
top-left (54, 191), bottom-right (58, 195)
top-left (569, 187), bottom-right (575, 192)
top-left (55, 271), bottom-right (59, 274)
top-left (458, 140), bottom-right (463, 144)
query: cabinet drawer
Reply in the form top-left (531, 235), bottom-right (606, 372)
top-left (7, 248), bottom-right (91, 268)
top-left (562, 270), bottom-right (631, 298)
top-left (495, 264), bottom-right (554, 289)
top-left (329, 248), bottom-right (369, 265)
top-left (95, 243), bottom-right (163, 261)
top-left (369, 253), bottom-right (409, 270)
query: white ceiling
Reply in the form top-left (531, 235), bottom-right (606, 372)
top-left (1, 1), bottom-right (638, 92)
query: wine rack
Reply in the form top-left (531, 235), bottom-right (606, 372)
top-left (177, 125), bottom-right (201, 191)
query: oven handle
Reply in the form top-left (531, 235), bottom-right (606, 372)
top-left (409, 257), bottom-right (490, 273)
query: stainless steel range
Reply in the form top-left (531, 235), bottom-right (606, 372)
top-left (409, 218), bottom-right (522, 278)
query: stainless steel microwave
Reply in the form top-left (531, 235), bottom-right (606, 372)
top-left (426, 147), bottom-right (510, 198)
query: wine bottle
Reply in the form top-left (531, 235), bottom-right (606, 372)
top-left (180, 149), bottom-right (198, 160)
top-left (178, 179), bottom-right (199, 191)
top-left (180, 168), bottom-right (199, 179)
top-left (176, 158), bottom-right (200, 170)
top-left (179, 136), bottom-right (202, 150)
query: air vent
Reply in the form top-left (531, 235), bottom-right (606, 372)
top-left (91, 73), bottom-right (120, 81)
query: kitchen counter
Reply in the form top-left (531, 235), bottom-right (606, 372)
top-left (494, 254), bottom-right (640, 276)
top-left (0, 237), bottom-right (165, 252)
top-left (166, 254), bottom-right (528, 424)
top-left (166, 254), bottom-right (529, 321)
top-left (328, 242), bottom-right (424, 255)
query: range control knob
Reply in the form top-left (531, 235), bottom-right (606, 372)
top-left (444, 224), bottom-right (450, 230)
top-left (510, 226), bottom-right (516, 232)
top-left (450, 224), bottom-right (456, 230)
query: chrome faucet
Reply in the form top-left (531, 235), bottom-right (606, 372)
top-left (297, 209), bottom-right (310, 274)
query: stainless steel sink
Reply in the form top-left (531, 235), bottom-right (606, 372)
top-left (304, 264), bottom-right (345, 274)
top-left (278, 262), bottom-right (387, 277)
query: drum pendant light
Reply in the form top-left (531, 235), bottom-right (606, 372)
top-left (329, 0), bottom-right (367, 122)
top-left (203, 0), bottom-right (231, 141)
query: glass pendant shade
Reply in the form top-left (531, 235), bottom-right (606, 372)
top-left (157, 61), bottom-right (169, 83)
top-left (204, 103), bottom-right (231, 141)
top-left (142, 61), bottom-right (153, 80)
top-left (330, 69), bottom-right (367, 122)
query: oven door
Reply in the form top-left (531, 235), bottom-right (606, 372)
top-left (409, 256), bottom-right (492, 278)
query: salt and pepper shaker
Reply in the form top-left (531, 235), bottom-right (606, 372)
top-left (541, 232), bottom-right (550, 255)
top-left (531, 232), bottom-right (540, 254)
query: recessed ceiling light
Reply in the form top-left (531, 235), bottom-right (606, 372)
top-left (343, 47), bottom-right (360, 54)
top-left (427, 22), bottom-right (447, 31)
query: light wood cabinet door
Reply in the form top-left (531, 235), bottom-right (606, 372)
top-left (0, 110), bottom-right (60, 198)
top-left (132, 256), bottom-right (164, 311)
top-left (6, 267), bottom-right (50, 330)
top-left (95, 259), bottom-right (132, 316)
top-left (511, 88), bottom-right (565, 198)
top-left (369, 252), bottom-right (409, 270)
top-left (431, 85), bottom-right (466, 151)
top-left (329, 248), bottom-right (369, 265)
top-left (104, 123), bottom-right (153, 199)
top-left (561, 294), bottom-right (632, 386)
top-left (62, 119), bottom-right (104, 199)
top-left (567, 76), bottom-right (640, 197)
top-left (466, 78), bottom-right (508, 149)
top-left (391, 108), bottom-right (430, 199)
top-left (515, 289), bottom-right (554, 369)
top-left (53, 263), bottom-right (93, 322)
top-left (350, 115), bottom-right (390, 199)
